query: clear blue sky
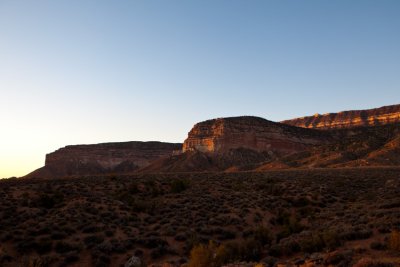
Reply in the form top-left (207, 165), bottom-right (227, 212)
top-left (1, 0), bottom-right (400, 177)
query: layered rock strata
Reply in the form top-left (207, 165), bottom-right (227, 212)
top-left (26, 141), bottom-right (182, 178)
top-left (281, 104), bottom-right (400, 129)
top-left (182, 116), bottom-right (328, 155)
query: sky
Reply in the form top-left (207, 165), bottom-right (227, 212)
top-left (1, 0), bottom-right (400, 178)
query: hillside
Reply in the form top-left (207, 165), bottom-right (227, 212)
top-left (259, 124), bottom-right (400, 170)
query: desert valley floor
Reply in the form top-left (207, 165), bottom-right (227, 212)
top-left (1, 168), bottom-right (400, 267)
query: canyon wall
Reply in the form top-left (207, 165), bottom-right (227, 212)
top-left (182, 116), bottom-right (329, 155)
top-left (281, 104), bottom-right (400, 129)
top-left (26, 141), bottom-right (182, 178)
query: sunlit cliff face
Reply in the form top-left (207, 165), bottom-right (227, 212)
top-left (282, 104), bottom-right (400, 129)
top-left (182, 116), bottom-right (326, 155)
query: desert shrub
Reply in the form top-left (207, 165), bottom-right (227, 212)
top-left (36, 192), bottom-right (64, 209)
top-left (184, 232), bottom-right (201, 253)
top-left (55, 241), bottom-right (78, 254)
top-left (370, 241), bottom-right (386, 250)
top-left (324, 250), bottom-right (353, 266)
top-left (150, 246), bottom-right (168, 259)
top-left (238, 238), bottom-right (263, 261)
top-left (276, 211), bottom-right (303, 241)
top-left (19, 256), bottom-right (51, 267)
top-left (215, 238), bottom-right (265, 263)
top-left (298, 206), bottom-right (315, 217)
top-left (15, 238), bottom-right (36, 253)
top-left (388, 229), bottom-right (400, 251)
top-left (50, 231), bottom-right (67, 240)
top-left (321, 229), bottom-right (341, 250)
top-left (353, 258), bottom-right (394, 267)
top-left (269, 238), bottom-right (300, 257)
top-left (341, 228), bottom-right (372, 241)
top-left (84, 235), bottom-right (104, 249)
top-left (132, 199), bottom-right (155, 213)
top-left (290, 196), bottom-right (310, 207)
top-left (188, 242), bottom-right (214, 267)
top-left (35, 239), bottom-right (53, 254)
top-left (188, 241), bottom-right (228, 267)
top-left (299, 233), bottom-right (324, 253)
top-left (0, 252), bottom-right (13, 264)
top-left (92, 254), bottom-right (110, 267)
top-left (128, 182), bottom-right (140, 194)
top-left (105, 230), bottom-right (114, 237)
top-left (216, 228), bottom-right (236, 240)
top-left (36, 226), bottom-right (50, 236)
top-left (252, 225), bottom-right (272, 246)
top-left (174, 233), bottom-right (187, 241)
top-left (257, 180), bottom-right (283, 196)
top-left (379, 202), bottom-right (400, 209)
top-left (82, 225), bottom-right (100, 233)
top-left (116, 190), bottom-right (155, 213)
top-left (139, 237), bottom-right (168, 249)
top-left (64, 254), bottom-right (79, 264)
top-left (170, 179), bottom-right (190, 193)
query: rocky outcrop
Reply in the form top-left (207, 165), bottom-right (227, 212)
top-left (281, 104), bottom-right (400, 129)
top-left (182, 116), bottom-right (330, 155)
top-left (25, 141), bottom-right (182, 178)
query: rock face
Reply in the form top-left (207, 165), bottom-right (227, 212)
top-left (182, 116), bottom-right (329, 155)
top-left (281, 104), bottom-right (400, 129)
top-left (26, 141), bottom-right (182, 178)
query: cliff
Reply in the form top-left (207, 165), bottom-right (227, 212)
top-left (281, 104), bottom-right (400, 129)
top-left (182, 116), bottom-right (329, 155)
top-left (25, 141), bottom-right (182, 178)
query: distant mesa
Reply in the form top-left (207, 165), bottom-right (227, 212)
top-left (24, 141), bottom-right (182, 179)
top-left (282, 104), bottom-right (400, 129)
